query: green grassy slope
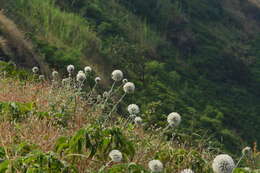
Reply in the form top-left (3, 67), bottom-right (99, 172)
top-left (0, 0), bottom-right (260, 153)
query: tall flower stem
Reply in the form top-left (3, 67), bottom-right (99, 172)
top-left (104, 93), bottom-right (126, 124)
top-left (103, 81), bottom-right (116, 106)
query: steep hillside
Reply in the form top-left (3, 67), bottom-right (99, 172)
top-left (0, 0), bottom-right (260, 154)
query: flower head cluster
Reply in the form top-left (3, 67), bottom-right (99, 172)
top-left (123, 82), bottom-right (135, 94)
top-left (67, 65), bottom-right (74, 74)
top-left (109, 150), bottom-right (122, 162)
top-left (167, 112), bottom-right (181, 127)
top-left (212, 154), bottom-right (235, 173)
top-left (181, 169), bottom-right (194, 173)
top-left (148, 160), bottom-right (163, 172)
top-left (103, 91), bottom-right (109, 98)
top-left (84, 66), bottom-right (92, 73)
top-left (39, 75), bottom-right (45, 80)
top-left (122, 78), bottom-right (128, 84)
top-left (76, 71), bottom-right (86, 82)
top-left (134, 117), bottom-right (142, 125)
top-left (127, 104), bottom-right (140, 115)
top-left (95, 77), bottom-right (101, 83)
top-left (32, 67), bottom-right (39, 74)
top-left (242, 147), bottom-right (251, 156)
top-left (52, 71), bottom-right (59, 79)
top-left (112, 70), bottom-right (123, 81)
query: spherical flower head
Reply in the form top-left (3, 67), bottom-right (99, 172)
top-left (103, 91), bottom-right (109, 98)
top-left (122, 78), bottom-right (128, 84)
top-left (127, 104), bottom-right (140, 115)
top-left (84, 66), bottom-right (92, 73)
top-left (123, 82), bottom-right (135, 94)
top-left (97, 95), bottom-right (102, 102)
top-left (134, 116), bottom-right (142, 125)
top-left (39, 75), bottom-right (45, 80)
top-left (76, 72), bottom-right (86, 82)
top-left (52, 71), bottom-right (59, 78)
top-left (148, 160), bottom-right (163, 172)
top-left (212, 154), bottom-right (235, 173)
top-left (112, 70), bottom-right (123, 81)
top-left (109, 150), bottom-right (122, 162)
top-left (181, 169), bottom-right (194, 173)
top-left (67, 65), bottom-right (75, 74)
top-left (62, 78), bottom-right (70, 85)
top-left (95, 77), bottom-right (101, 83)
top-left (242, 146), bottom-right (251, 156)
top-left (167, 112), bottom-right (181, 127)
top-left (32, 67), bottom-right (39, 74)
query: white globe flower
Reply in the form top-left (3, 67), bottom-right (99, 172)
top-left (167, 112), bottom-right (181, 127)
top-left (84, 66), bottom-right (92, 73)
top-left (134, 116), bottom-right (142, 125)
top-left (76, 72), bottom-right (86, 82)
top-left (52, 71), bottom-right (59, 78)
top-left (67, 65), bottom-right (75, 73)
top-left (181, 169), bottom-right (194, 173)
top-left (112, 70), bottom-right (123, 81)
top-left (32, 67), bottom-right (39, 74)
top-left (39, 75), bottom-right (45, 80)
top-left (109, 150), bottom-right (122, 162)
top-left (148, 160), bottom-right (163, 172)
top-left (95, 77), bottom-right (101, 83)
top-left (122, 78), bottom-right (128, 84)
top-left (212, 154), bottom-right (235, 173)
top-left (123, 82), bottom-right (135, 94)
top-left (103, 91), bottom-right (109, 98)
top-left (242, 147), bottom-right (251, 156)
top-left (127, 104), bottom-right (140, 115)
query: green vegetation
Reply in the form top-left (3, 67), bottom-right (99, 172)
top-left (0, 0), bottom-right (259, 168)
top-left (0, 62), bottom-right (259, 172)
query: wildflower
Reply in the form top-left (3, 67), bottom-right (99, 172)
top-left (134, 116), bottom-right (142, 125)
top-left (77, 72), bottom-right (86, 82)
top-left (95, 77), bottom-right (101, 83)
top-left (242, 147), bottom-right (251, 156)
top-left (167, 112), bottom-right (181, 127)
top-left (112, 70), bottom-right (123, 81)
top-left (212, 154), bottom-right (235, 173)
top-left (32, 67), bottom-right (39, 74)
top-left (39, 75), bottom-right (45, 80)
top-left (103, 91), bottom-right (109, 98)
top-left (97, 95), bottom-right (102, 102)
top-left (181, 169), bottom-right (194, 173)
top-left (84, 66), bottom-right (92, 73)
top-left (127, 104), bottom-right (140, 115)
top-left (123, 82), bottom-right (135, 93)
top-left (148, 160), bottom-right (163, 172)
top-left (62, 78), bottom-right (71, 85)
top-left (122, 78), bottom-right (128, 84)
top-left (109, 150), bottom-right (122, 162)
top-left (52, 71), bottom-right (59, 78)
top-left (67, 65), bottom-right (74, 73)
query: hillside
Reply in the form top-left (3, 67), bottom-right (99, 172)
top-left (0, 0), bottom-right (260, 158)
top-left (0, 61), bottom-right (259, 172)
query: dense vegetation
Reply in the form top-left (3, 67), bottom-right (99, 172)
top-left (0, 61), bottom-right (259, 172)
top-left (0, 0), bottom-right (259, 157)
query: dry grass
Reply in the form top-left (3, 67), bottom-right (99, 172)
top-left (0, 77), bottom-right (214, 172)
top-left (0, 78), bottom-right (90, 152)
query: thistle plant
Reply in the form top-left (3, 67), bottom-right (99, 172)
top-left (99, 150), bottom-right (123, 172)
top-left (212, 154), bottom-right (235, 173)
top-left (148, 160), bottom-right (163, 173)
